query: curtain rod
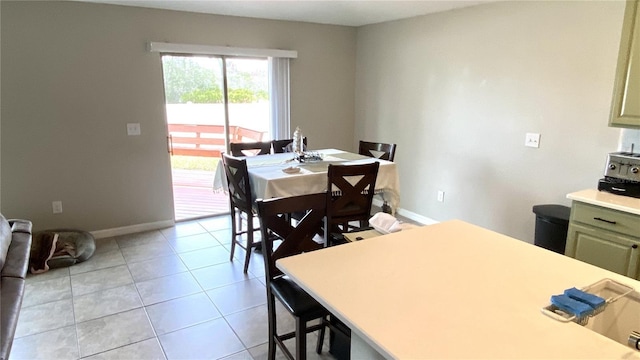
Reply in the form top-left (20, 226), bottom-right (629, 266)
top-left (147, 42), bottom-right (297, 59)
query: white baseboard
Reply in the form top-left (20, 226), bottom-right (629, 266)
top-left (90, 201), bottom-right (439, 239)
top-left (372, 199), bottom-right (439, 225)
top-left (90, 219), bottom-right (175, 239)
top-left (396, 208), bottom-right (439, 225)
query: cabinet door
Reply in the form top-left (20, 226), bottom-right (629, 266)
top-left (566, 223), bottom-right (640, 279)
top-left (610, 0), bottom-right (640, 128)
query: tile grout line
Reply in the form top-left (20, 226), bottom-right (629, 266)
top-left (15, 215), bottom-right (285, 360)
top-left (69, 273), bottom-right (82, 359)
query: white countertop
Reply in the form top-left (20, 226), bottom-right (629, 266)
top-left (567, 189), bottom-right (640, 216)
top-left (277, 220), bottom-right (640, 359)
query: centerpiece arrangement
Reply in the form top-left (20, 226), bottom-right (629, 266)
top-left (296, 151), bottom-right (323, 163)
top-left (292, 127), bottom-right (323, 162)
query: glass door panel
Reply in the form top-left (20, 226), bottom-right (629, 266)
top-left (161, 55), bottom-right (228, 220)
top-left (226, 58), bottom-right (271, 144)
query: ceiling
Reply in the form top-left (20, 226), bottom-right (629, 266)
top-left (73, 0), bottom-right (493, 27)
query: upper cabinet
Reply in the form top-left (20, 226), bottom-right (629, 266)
top-left (610, 0), bottom-right (640, 129)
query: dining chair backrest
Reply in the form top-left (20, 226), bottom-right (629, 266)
top-left (358, 140), bottom-right (397, 162)
top-left (257, 193), bottom-right (325, 279)
top-left (221, 153), bottom-right (261, 273)
top-left (272, 138), bottom-right (308, 153)
top-left (230, 141), bottom-right (272, 157)
top-left (326, 162), bottom-right (380, 232)
top-left (257, 193), bottom-right (330, 359)
top-left (221, 153), bottom-right (253, 214)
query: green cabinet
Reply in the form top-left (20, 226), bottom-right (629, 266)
top-left (610, 0), bottom-right (640, 128)
top-left (565, 202), bottom-right (640, 279)
top-left (566, 223), bottom-right (640, 278)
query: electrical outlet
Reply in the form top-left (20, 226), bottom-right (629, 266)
top-left (52, 201), bottom-right (63, 214)
top-left (127, 123), bottom-right (141, 136)
top-left (437, 190), bottom-right (445, 202)
top-left (525, 133), bottom-right (541, 148)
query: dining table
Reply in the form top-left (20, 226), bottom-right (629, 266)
top-left (213, 148), bottom-right (401, 211)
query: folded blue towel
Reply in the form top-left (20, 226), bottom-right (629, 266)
top-left (564, 287), bottom-right (606, 310)
top-left (550, 294), bottom-right (594, 318)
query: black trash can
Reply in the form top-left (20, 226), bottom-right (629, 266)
top-left (532, 204), bottom-right (571, 254)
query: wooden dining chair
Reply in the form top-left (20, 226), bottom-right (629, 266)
top-left (271, 138), bottom-right (308, 153)
top-left (256, 193), bottom-right (333, 360)
top-left (358, 140), bottom-right (397, 161)
top-left (230, 141), bottom-right (272, 157)
top-left (325, 162), bottom-right (380, 243)
top-left (221, 153), bottom-right (261, 273)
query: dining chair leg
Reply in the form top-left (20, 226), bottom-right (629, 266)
top-left (229, 210), bottom-right (237, 261)
top-left (295, 317), bottom-right (307, 360)
top-left (315, 316), bottom-right (326, 354)
top-left (323, 217), bottom-right (329, 247)
top-left (267, 293), bottom-right (277, 360)
top-left (243, 213), bottom-right (253, 273)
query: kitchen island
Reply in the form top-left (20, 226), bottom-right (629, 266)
top-left (277, 220), bottom-right (640, 359)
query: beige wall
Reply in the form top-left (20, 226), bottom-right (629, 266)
top-left (0, 1), bottom-right (356, 231)
top-left (355, 1), bottom-right (624, 242)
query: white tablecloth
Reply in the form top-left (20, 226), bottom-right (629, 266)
top-left (213, 149), bottom-right (400, 211)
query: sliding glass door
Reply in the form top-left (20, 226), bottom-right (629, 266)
top-left (161, 55), bottom-right (269, 220)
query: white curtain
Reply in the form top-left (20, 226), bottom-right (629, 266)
top-left (269, 57), bottom-right (291, 140)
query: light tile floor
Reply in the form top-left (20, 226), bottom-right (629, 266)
top-left (11, 216), bottom-right (337, 360)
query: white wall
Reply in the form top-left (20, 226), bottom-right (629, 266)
top-left (1, 1), bottom-right (356, 231)
top-left (355, 1), bottom-right (624, 242)
top-left (619, 129), bottom-right (640, 151)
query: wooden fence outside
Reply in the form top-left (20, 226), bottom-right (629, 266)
top-left (168, 124), bottom-right (266, 157)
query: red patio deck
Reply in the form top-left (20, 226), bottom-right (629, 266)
top-left (172, 168), bottom-right (229, 221)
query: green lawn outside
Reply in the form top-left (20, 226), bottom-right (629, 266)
top-left (171, 155), bottom-right (220, 171)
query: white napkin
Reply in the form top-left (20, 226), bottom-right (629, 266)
top-left (369, 212), bottom-right (401, 234)
top-left (369, 212), bottom-right (418, 234)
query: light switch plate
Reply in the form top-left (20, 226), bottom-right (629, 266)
top-left (525, 133), bottom-right (541, 148)
top-left (127, 123), bottom-right (141, 136)
top-left (52, 201), bottom-right (63, 214)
